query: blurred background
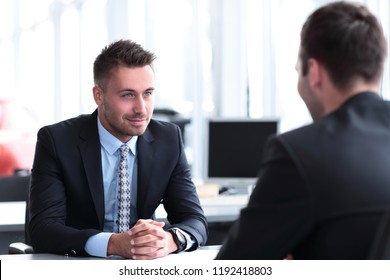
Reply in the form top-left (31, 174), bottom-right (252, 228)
top-left (1, 0), bottom-right (389, 181)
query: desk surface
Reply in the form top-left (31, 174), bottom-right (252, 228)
top-left (0, 245), bottom-right (221, 260)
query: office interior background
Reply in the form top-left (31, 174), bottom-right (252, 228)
top-left (1, 0), bottom-right (390, 182)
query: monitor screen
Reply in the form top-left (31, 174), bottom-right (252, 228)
top-left (204, 118), bottom-right (278, 187)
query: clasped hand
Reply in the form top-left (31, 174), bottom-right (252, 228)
top-left (107, 219), bottom-right (177, 259)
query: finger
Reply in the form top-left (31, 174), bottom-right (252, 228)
top-left (134, 219), bottom-right (153, 225)
top-left (130, 221), bottom-right (165, 236)
top-left (132, 239), bottom-right (167, 253)
top-left (148, 220), bottom-right (165, 227)
top-left (131, 233), bottom-right (161, 246)
top-left (135, 219), bottom-right (165, 227)
top-left (131, 228), bottom-right (167, 245)
top-left (129, 222), bottom-right (153, 235)
top-left (132, 246), bottom-right (169, 260)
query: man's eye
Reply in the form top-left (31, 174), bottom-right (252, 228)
top-left (122, 93), bottom-right (134, 98)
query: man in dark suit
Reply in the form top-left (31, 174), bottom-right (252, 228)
top-left (216, 1), bottom-right (390, 260)
top-left (29, 40), bottom-right (208, 259)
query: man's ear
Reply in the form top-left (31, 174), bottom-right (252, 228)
top-left (93, 86), bottom-right (103, 106)
top-left (307, 58), bottom-right (322, 90)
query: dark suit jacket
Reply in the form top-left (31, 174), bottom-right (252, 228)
top-left (216, 92), bottom-right (390, 259)
top-left (29, 110), bottom-right (208, 256)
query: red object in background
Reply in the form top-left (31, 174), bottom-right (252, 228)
top-left (0, 98), bottom-right (40, 176)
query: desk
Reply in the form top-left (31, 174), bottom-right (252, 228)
top-left (0, 201), bottom-right (25, 232)
top-left (156, 194), bottom-right (249, 223)
top-left (0, 195), bottom-right (248, 250)
top-left (155, 195), bottom-right (248, 245)
top-left (0, 201), bottom-right (26, 254)
top-left (198, 194), bottom-right (248, 222)
top-left (0, 245), bottom-right (221, 260)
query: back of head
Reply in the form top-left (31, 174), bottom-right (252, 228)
top-left (93, 39), bottom-right (156, 91)
top-left (299, 1), bottom-right (387, 90)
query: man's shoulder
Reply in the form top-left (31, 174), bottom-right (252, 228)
top-left (280, 92), bottom-right (390, 143)
top-left (271, 121), bottom-right (327, 158)
top-left (278, 122), bottom-right (315, 142)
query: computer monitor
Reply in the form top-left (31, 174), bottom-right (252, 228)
top-left (204, 118), bottom-right (278, 188)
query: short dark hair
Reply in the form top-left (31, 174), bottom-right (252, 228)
top-left (93, 39), bottom-right (156, 90)
top-left (300, 1), bottom-right (387, 89)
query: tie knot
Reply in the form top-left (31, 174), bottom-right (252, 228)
top-left (120, 144), bottom-right (129, 157)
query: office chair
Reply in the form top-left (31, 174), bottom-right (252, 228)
top-left (0, 174), bottom-right (34, 254)
top-left (368, 210), bottom-right (390, 260)
top-left (153, 108), bottom-right (191, 144)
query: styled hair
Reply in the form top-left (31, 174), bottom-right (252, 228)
top-left (300, 1), bottom-right (387, 89)
top-left (93, 39), bottom-right (156, 90)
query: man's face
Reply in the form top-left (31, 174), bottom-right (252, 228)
top-left (296, 50), bottom-right (324, 121)
top-left (94, 65), bottom-right (155, 143)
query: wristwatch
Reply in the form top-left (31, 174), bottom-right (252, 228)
top-left (168, 228), bottom-right (187, 253)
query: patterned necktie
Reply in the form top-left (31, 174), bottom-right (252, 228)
top-left (118, 144), bottom-right (130, 232)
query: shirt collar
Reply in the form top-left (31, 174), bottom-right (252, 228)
top-left (97, 117), bottom-right (138, 156)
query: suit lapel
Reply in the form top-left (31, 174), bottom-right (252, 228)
top-left (78, 111), bottom-right (105, 228)
top-left (137, 127), bottom-right (155, 217)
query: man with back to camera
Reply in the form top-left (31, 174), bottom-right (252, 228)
top-left (29, 39), bottom-right (208, 259)
top-left (216, 1), bottom-right (390, 259)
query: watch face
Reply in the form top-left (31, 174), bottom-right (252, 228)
top-left (171, 228), bottom-right (187, 252)
top-left (176, 230), bottom-right (186, 244)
